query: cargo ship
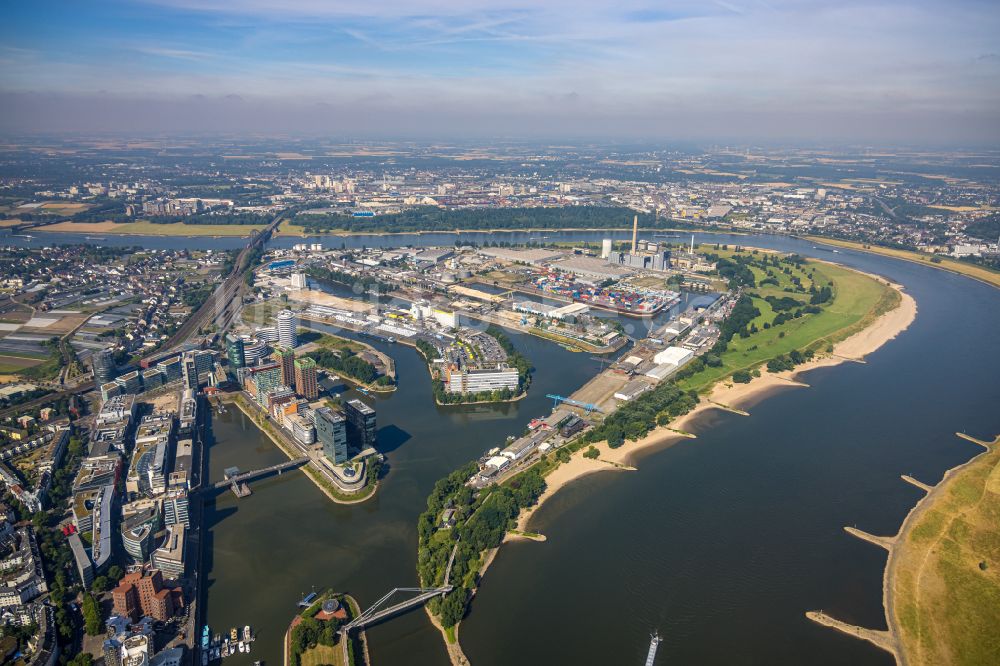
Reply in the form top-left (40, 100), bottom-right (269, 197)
top-left (359, 330), bottom-right (396, 344)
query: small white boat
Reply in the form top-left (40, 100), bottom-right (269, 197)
top-left (243, 625), bottom-right (252, 642)
top-left (239, 642), bottom-right (246, 653)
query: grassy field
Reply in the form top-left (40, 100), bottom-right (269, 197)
top-left (892, 435), bottom-right (1000, 666)
top-left (41, 201), bottom-right (92, 213)
top-left (299, 643), bottom-right (344, 666)
top-left (805, 236), bottom-right (1000, 289)
top-left (40, 220), bottom-right (266, 237)
top-left (242, 299), bottom-right (288, 328)
top-left (299, 329), bottom-right (365, 353)
top-left (0, 353), bottom-right (47, 375)
top-left (678, 259), bottom-right (896, 392)
top-left (275, 220), bottom-right (312, 237)
top-left (16, 352), bottom-right (62, 381)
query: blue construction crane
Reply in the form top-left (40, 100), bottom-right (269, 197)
top-left (546, 394), bottom-right (602, 413)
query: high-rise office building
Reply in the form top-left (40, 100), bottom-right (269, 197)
top-left (93, 347), bottom-right (117, 385)
top-left (277, 309), bottom-right (298, 349)
top-left (273, 346), bottom-right (296, 387)
top-left (193, 349), bottom-right (215, 376)
top-left (182, 354), bottom-right (199, 390)
top-left (314, 407), bottom-right (348, 464)
top-left (157, 356), bottom-right (183, 382)
top-left (226, 334), bottom-right (245, 369)
top-left (121, 506), bottom-right (161, 563)
top-left (294, 357), bottom-right (319, 399)
top-left (243, 363), bottom-right (281, 402)
top-left (344, 398), bottom-right (377, 450)
top-left (114, 370), bottom-right (143, 394)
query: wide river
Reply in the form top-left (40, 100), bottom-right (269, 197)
top-left (8, 228), bottom-right (999, 664)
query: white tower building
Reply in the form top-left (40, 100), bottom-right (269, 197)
top-left (277, 309), bottom-right (298, 349)
top-left (601, 238), bottom-right (613, 259)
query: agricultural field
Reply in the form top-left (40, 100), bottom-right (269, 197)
top-left (40, 201), bottom-right (93, 213)
top-left (0, 354), bottom-right (46, 374)
top-left (40, 220), bottom-right (266, 236)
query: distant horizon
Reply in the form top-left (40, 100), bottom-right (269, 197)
top-left (1, 130), bottom-right (999, 152)
top-left (2, 1), bottom-right (999, 144)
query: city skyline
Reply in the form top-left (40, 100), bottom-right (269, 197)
top-left (2, 0), bottom-right (999, 143)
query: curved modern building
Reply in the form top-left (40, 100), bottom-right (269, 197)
top-left (91, 485), bottom-right (115, 571)
top-left (93, 347), bottom-right (117, 385)
top-left (277, 309), bottom-right (298, 349)
top-left (242, 338), bottom-right (270, 366)
top-left (121, 506), bottom-right (162, 563)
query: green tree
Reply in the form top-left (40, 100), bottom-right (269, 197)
top-left (732, 370), bottom-right (752, 384)
top-left (67, 654), bottom-right (94, 666)
top-left (439, 588), bottom-right (469, 628)
top-left (82, 594), bottom-right (103, 635)
top-left (91, 575), bottom-right (109, 594)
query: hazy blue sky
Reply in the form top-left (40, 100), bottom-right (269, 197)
top-left (1, 0), bottom-right (998, 143)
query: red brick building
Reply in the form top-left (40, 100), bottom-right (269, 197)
top-left (111, 569), bottom-right (184, 622)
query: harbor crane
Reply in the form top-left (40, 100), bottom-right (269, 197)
top-left (546, 394), bottom-right (603, 413)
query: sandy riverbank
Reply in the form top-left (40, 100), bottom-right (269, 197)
top-left (514, 283), bottom-right (917, 533)
top-left (274, 223), bottom-right (749, 238)
top-left (424, 608), bottom-right (472, 666)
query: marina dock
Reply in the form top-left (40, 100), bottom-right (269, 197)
top-left (231, 482), bottom-right (251, 498)
top-left (645, 632), bottom-right (661, 665)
